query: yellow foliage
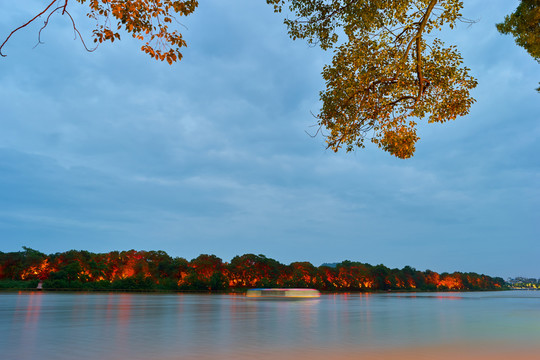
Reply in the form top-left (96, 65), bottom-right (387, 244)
top-left (271, 0), bottom-right (477, 158)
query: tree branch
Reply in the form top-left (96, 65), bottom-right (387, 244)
top-left (63, 9), bottom-right (97, 52)
top-left (0, 0), bottom-right (58, 57)
top-left (414, 0), bottom-right (438, 101)
top-left (35, 6), bottom-right (64, 48)
top-left (62, 0), bottom-right (69, 16)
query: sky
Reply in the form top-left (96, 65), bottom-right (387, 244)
top-left (0, 0), bottom-right (538, 279)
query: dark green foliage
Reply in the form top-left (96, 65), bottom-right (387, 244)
top-left (50, 262), bottom-right (83, 282)
top-left (44, 279), bottom-right (76, 290)
top-left (209, 271), bottom-right (229, 291)
top-left (155, 278), bottom-right (180, 291)
top-left (0, 279), bottom-right (39, 290)
top-left (0, 248), bottom-right (47, 280)
top-left (181, 272), bottom-right (208, 290)
top-left (111, 276), bottom-right (156, 291)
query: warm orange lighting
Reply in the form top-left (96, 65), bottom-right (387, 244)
top-left (2, 250), bottom-right (505, 292)
top-left (437, 274), bottom-right (464, 290)
top-left (21, 259), bottom-right (54, 280)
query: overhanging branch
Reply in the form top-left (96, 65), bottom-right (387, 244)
top-left (414, 0), bottom-right (438, 101)
top-left (0, 0), bottom-right (58, 57)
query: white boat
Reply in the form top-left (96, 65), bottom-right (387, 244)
top-left (246, 288), bottom-right (320, 299)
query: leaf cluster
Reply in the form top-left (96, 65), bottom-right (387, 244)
top-left (0, 0), bottom-right (198, 64)
top-left (269, 0), bottom-right (478, 158)
top-left (81, 0), bottom-right (198, 64)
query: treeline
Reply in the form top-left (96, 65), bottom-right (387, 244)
top-left (0, 247), bottom-right (506, 291)
top-left (507, 277), bottom-right (539, 289)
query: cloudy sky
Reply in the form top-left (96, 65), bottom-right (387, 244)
top-left (1, 0), bottom-right (538, 279)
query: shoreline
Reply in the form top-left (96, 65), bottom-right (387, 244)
top-left (0, 287), bottom-right (520, 294)
top-left (174, 343), bottom-right (540, 360)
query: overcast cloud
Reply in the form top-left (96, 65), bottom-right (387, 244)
top-left (0, 0), bottom-right (538, 278)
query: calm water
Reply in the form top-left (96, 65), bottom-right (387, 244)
top-left (1, 291), bottom-right (539, 359)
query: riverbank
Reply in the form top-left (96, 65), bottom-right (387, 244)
top-left (0, 286), bottom-right (512, 294)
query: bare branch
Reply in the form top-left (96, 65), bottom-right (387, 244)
top-left (63, 10), bottom-right (97, 52)
top-left (34, 6), bottom-right (63, 48)
top-left (304, 121), bottom-right (324, 139)
top-left (0, 0), bottom-right (58, 57)
top-left (32, 5), bottom-right (96, 53)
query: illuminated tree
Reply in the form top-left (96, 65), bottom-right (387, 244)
top-left (0, 0), bottom-right (198, 64)
top-left (317, 264), bottom-right (338, 291)
top-left (267, 0), bottom-right (477, 158)
top-left (287, 262), bottom-right (320, 288)
top-left (333, 261), bottom-right (374, 290)
top-left (370, 264), bottom-right (391, 290)
top-left (402, 265), bottom-right (425, 289)
top-left (0, 248), bottom-right (508, 291)
top-left (228, 254), bottom-right (283, 288)
top-left (185, 254), bottom-right (227, 290)
top-left (87, 258), bottom-right (107, 281)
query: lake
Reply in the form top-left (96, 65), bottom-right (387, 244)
top-left (1, 291), bottom-right (539, 359)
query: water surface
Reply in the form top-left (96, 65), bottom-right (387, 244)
top-left (1, 291), bottom-right (538, 359)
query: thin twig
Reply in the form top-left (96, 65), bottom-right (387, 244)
top-left (64, 10), bottom-right (97, 52)
top-left (34, 6), bottom-right (64, 48)
top-left (0, 0), bottom-right (58, 56)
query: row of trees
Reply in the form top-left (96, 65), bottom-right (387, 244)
top-left (0, 248), bottom-right (505, 291)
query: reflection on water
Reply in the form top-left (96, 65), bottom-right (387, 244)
top-left (0, 291), bottom-right (538, 360)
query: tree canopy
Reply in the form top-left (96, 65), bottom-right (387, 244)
top-left (0, 248), bottom-right (506, 291)
top-left (0, 0), bottom-right (198, 64)
top-left (267, 0), bottom-right (477, 158)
